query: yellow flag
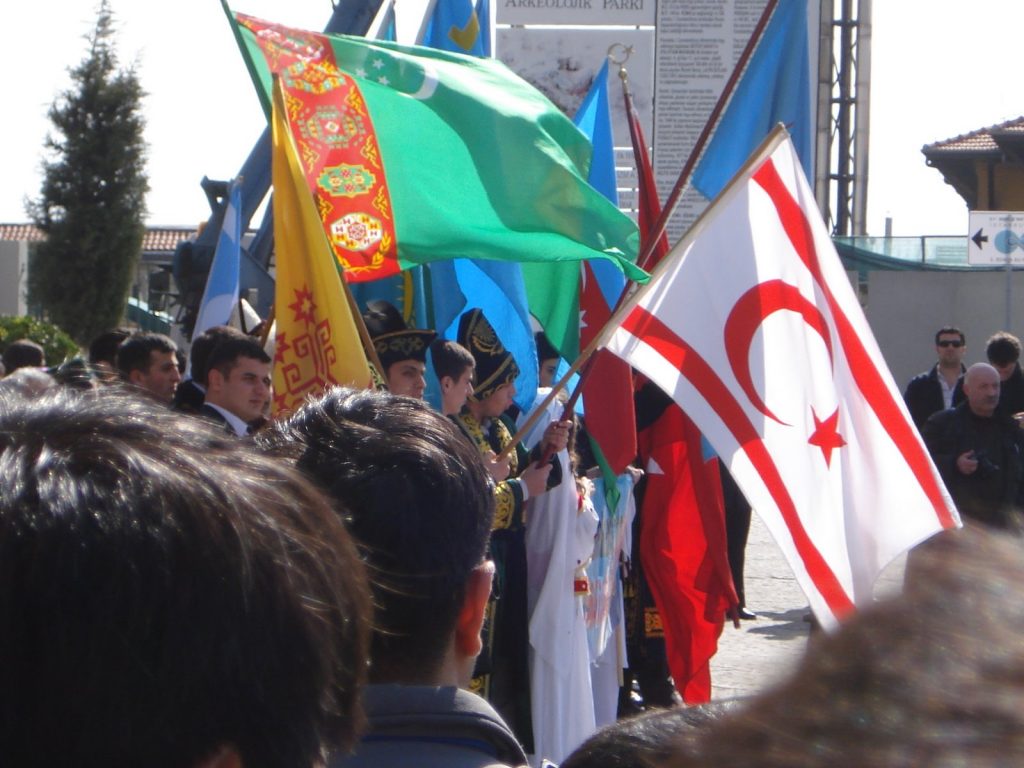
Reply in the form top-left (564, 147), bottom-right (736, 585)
top-left (270, 80), bottom-right (372, 416)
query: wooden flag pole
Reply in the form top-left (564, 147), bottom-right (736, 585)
top-left (259, 302), bottom-right (276, 349)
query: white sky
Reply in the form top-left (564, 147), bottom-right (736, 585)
top-left (2, 1), bottom-right (1022, 236)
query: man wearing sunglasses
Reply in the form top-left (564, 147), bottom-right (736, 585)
top-left (904, 326), bottom-right (967, 431)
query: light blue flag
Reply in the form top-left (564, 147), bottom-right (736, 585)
top-left (692, 0), bottom-right (812, 200)
top-left (192, 177), bottom-right (242, 342)
top-left (424, 0), bottom-right (490, 56)
top-left (430, 258), bottom-right (539, 412)
top-left (573, 60), bottom-right (625, 311)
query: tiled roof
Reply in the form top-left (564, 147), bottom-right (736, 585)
top-left (923, 116), bottom-right (1024, 155)
top-left (0, 224), bottom-right (198, 252)
top-left (0, 224), bottom-right (44, 242)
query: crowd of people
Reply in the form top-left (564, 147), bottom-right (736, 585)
top-left (905, 326), bottom-right (1024, 530)
top-left (1, 311), bottom-right (1024, 767)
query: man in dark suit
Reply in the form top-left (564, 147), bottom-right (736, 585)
top-left (172, 325), bottom-right (247, 414)
top-left (200, 335), bottom-right (271, 437)
top-left (904, 326), bottom-right (966, 430)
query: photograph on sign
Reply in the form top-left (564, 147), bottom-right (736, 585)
top-left (497, 0), bottom-right (654, 28)
top-left (496, 27), bottom-right (654, 148)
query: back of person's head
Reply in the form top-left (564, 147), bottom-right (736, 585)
top-left (0, 389), bottom-right (371, 767)
top-left (88, 327), bottom-right (131, 368)
top-left (115, 332), bottom-right (177, 377)
top-left (986, 331), bottom-right (1022, 366)
top-left (663, 527), bottom-right (1024, 768)
top-left (2, 339), bottom-right (45, 374)
top-left (191, 325), bottom-right (248, 385)
top-left (51, 357), bottom-right (98, 390)
top-left (0, 368), bottom-right (56, 399)
top-left (262, 387), bottom-right (494, 683)
top-left (206, 334), bottom-right (271, 381)
top-left (430, 338), bottom-right (475, 382)
top-left (561, 702), bottom-right (739, 768)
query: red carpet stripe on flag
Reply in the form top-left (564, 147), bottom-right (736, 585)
top-left (752, 161), bottom-right (956, 529)
top-left (620, 307), bottom-right (856, 618)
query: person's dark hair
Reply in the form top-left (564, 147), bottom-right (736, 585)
top-left (51, 357), bottom-right (98, 390)
top-left (261, 387), bottom-right (494, 683)
top-left (430, 338), bottom-right (475, 382)
top-left (934, 326), bottom-right (965, 346)
top-left (561, 701), bottom-right (739, 768)
top-left (0, 388), bottom-right (371, 767)
top-left (986, 331), bottom-right (1022, 366)
top-left (664, 527), bottom-right (1024, 768)
top-left (115, 332), bottom-right (177, 378)
top-left (87, 327), bottom-right (131, 367)
top-left (2, 339), bottom-right (45, 374)
top-left (191, 325), bottom-right (248, 385)
top-left (206, 335), bottom-right (271, 382)
top-left (535, 331), bottom-right (560, 365)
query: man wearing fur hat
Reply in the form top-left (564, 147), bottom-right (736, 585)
top-left (362, 300), bottom-right (437, 399)
top-left (454, 308), bottom-right (571, 750)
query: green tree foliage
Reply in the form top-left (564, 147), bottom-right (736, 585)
top-left (0, 316), bottom-right (81, 368)
top-left (27, 0), bottom-right (148, 346)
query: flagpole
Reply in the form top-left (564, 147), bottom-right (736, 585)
top-left (633, 0), bottom-right (779, 274)
top-left (496, 328), bottom-right (606, 462)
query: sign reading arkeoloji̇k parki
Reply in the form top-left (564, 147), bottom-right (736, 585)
top-left (968, 210), bottom-right (1024, 266)
top-left (498, 0), bottom-right (654, 26)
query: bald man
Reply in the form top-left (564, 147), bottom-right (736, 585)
top-left (922, 363), bottom-right (1024, 529)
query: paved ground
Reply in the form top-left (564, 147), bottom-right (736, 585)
top-left (710, 513), bottom-right (907, 701)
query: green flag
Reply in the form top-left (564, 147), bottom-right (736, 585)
top-left (225, 8), bottom-right (645, 285)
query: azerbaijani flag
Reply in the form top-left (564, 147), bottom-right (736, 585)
top-left (226, 8), bottom-right (644, 284)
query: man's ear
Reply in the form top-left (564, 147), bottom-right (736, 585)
top-left (207, 367), bottom-right (225, 394)
top-left (128, 368), bottom-right (146, 386)
top-left (194, 745), bottom-right (242, 768)
top-left (455, 561), bottom-right (494, 659)
top-left (440, 375), bottom-right (454, 394)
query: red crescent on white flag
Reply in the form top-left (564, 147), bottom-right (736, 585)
top-left (724, 279), bottom-right (833, 426)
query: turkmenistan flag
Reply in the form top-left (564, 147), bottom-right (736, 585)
top-left (225, 7), bottom-right (644, 284)
top-left (270, 79), bottom-right (373, 416)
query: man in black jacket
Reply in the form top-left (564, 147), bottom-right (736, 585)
top-left (904, 326), bottom-right (966, 431)
top-left (923, 363), bottom-right (1023, 529)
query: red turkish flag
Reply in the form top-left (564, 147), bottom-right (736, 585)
top-left (578, 262), bottom-right (635, 474)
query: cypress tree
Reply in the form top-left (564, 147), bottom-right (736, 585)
top-left (28, 0), bottom-right (148, 345)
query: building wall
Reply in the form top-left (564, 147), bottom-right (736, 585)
top-left (865, 269), bottom-right (1024, 392)
top-left (992, 162), bottom-right (1024, 210)
top-left (0, 240), bottom-right (28, 316)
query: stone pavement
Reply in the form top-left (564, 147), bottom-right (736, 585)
top-left (709, 513), bottom-right (907, 701)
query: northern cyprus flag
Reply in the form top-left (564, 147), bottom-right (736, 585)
top-left (600, 127), bottom-right (960, 629)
